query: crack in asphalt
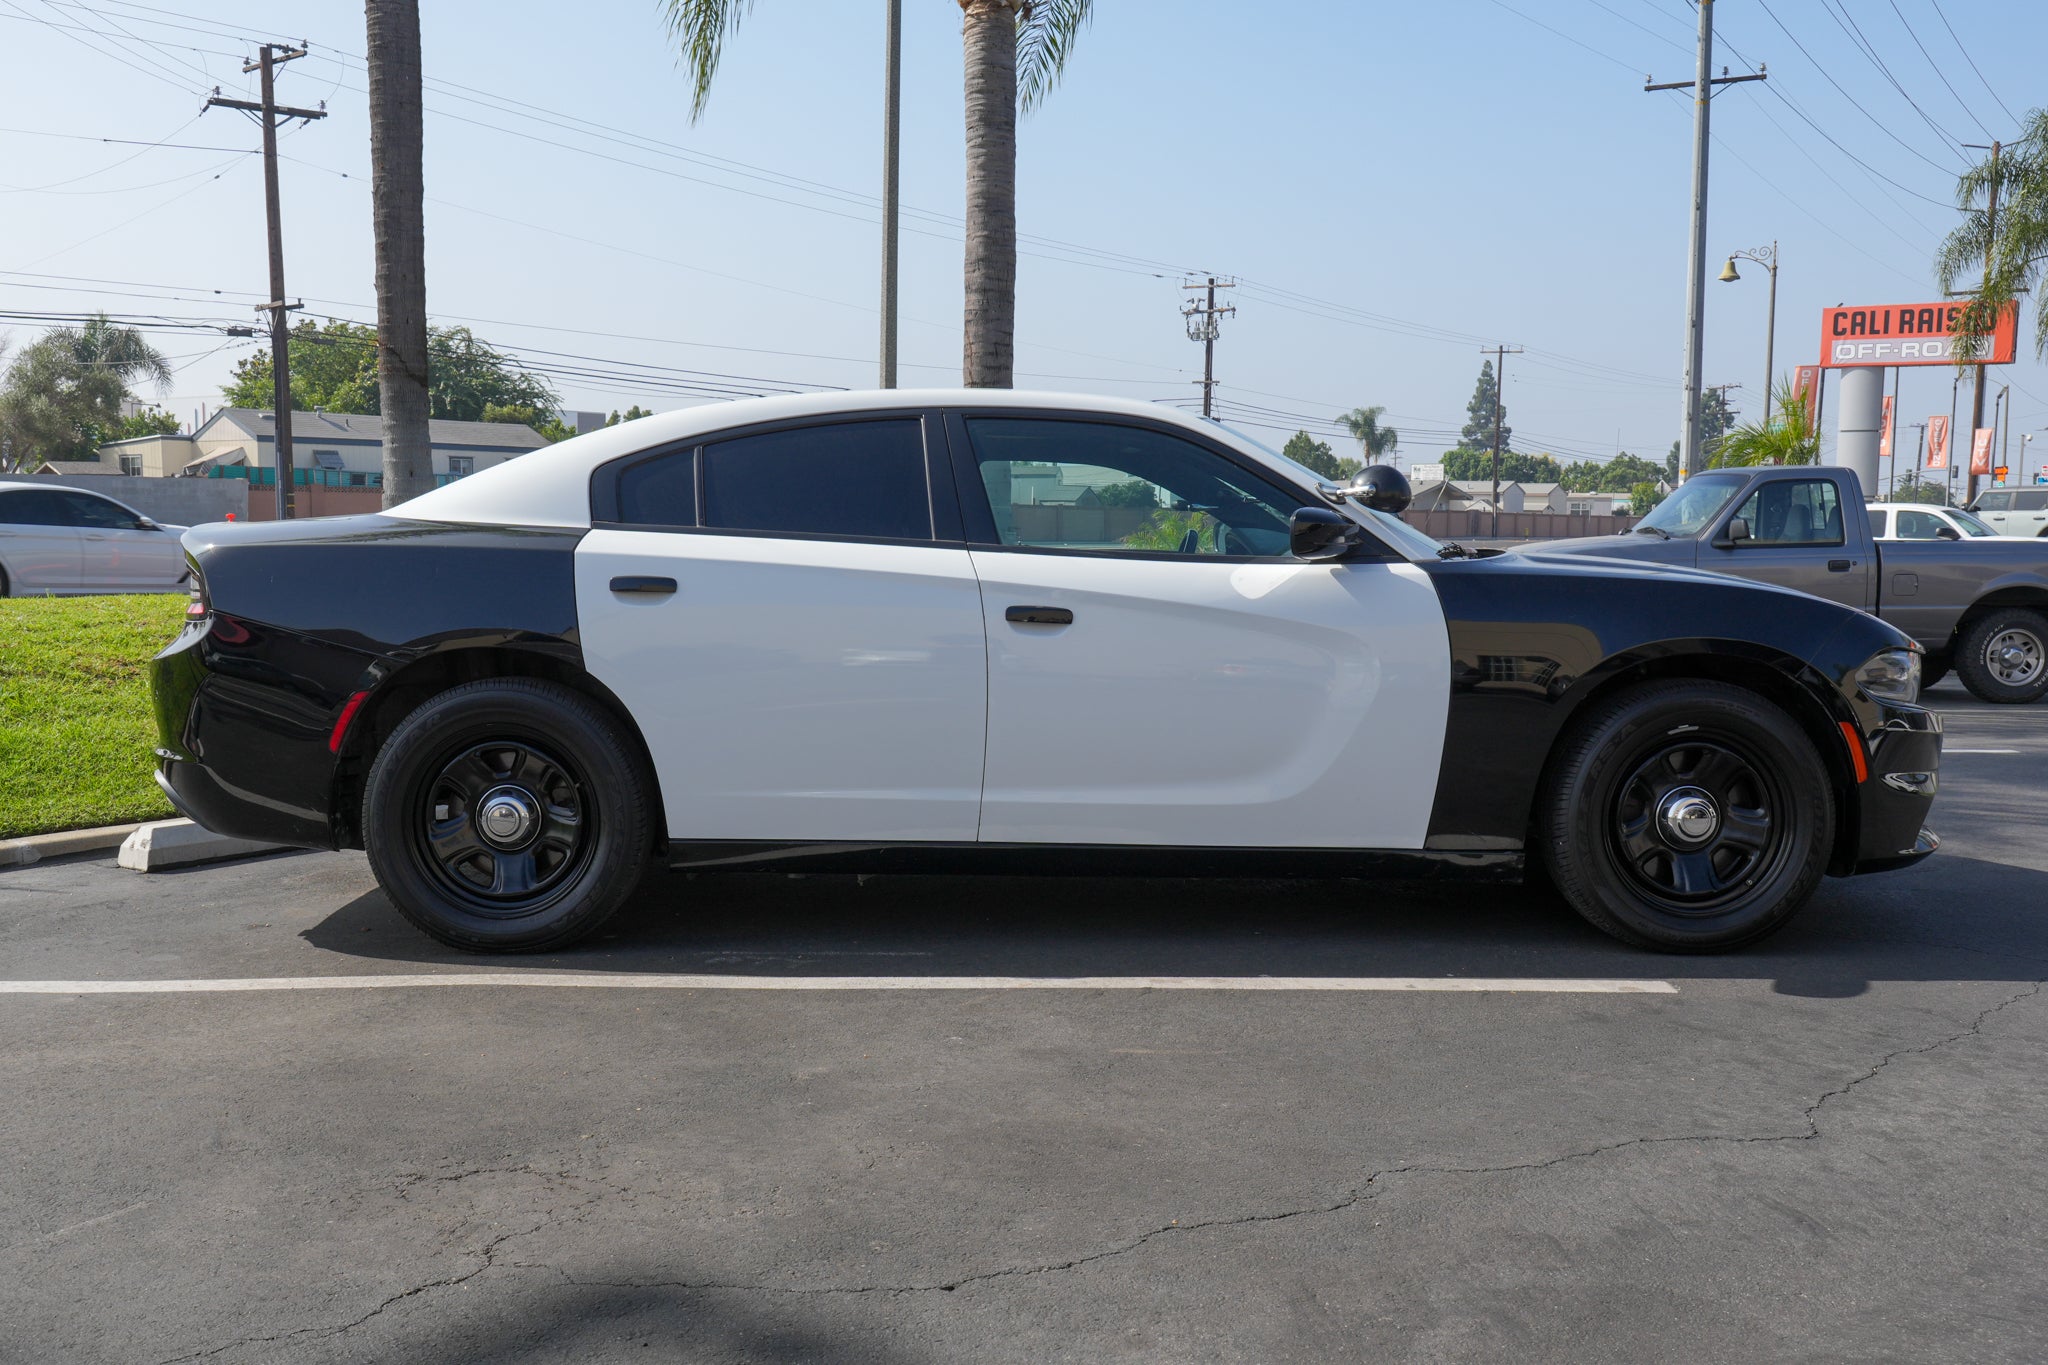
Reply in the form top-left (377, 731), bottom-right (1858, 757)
top-left (152, 978), bottom-right (2044, 1357)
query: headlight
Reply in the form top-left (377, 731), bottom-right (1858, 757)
top-left (1855, 647), bottom-right (1921, 704)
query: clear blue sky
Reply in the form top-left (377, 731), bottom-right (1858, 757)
top-left (4, 0), bottom-right (2044, 472)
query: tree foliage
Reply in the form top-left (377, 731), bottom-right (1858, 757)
top-left (1710, 380), bottom-right (1819, 468)
top-left (1560, 452), bottom-right (1665, 493)
top-left (1441, 448), bottom-right (1561, 484)
top-left (1629, 481), bottom-right (1666, 516)
top-left (1459, 360), bottom-right (1510, 454)
top-left (1282, 430), bottom-right (1360, 481)
top-left (605, 405), bottom-right (654, 426)
top-left (221, 320), bottom-right (562, 431)
top-left (1701, 386), bottom-right (1737, 458)
top-left (1887, 476), bottom-right (1952, 506)
top-left (0, 315), bottom-right (172, 469)
top-left (1936, 109), bottom-right (2048, 362)
top-left (1334, 406), bottom-right (1398, 467)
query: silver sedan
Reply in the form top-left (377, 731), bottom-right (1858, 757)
top-left (0, 481), bottom-right (190, 595)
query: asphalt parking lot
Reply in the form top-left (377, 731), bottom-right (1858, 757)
top-left (4, 680), bottom-right (2046, 1364)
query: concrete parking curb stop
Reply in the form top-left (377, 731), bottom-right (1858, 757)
top-left (115, 819), bottom-right (290, 871)
top-left (1, 822), bottom-right (144, 868)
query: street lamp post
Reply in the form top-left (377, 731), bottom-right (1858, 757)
top-left (1719, 240), bottom-right (1779, 404)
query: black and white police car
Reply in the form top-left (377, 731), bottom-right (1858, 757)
top-left (153, 391), bottom-right (1941, 953)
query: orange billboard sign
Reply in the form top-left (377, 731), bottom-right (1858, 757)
top-left (1820, 300), bottom-right (2017, 368)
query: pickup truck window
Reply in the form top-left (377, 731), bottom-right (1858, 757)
top-left (1896, 510), bottom-right (1947, 539)
top-left (1732, 478), bottom-right (1844, 546)
top-left (1636, 473), bottom-right (1744, 535)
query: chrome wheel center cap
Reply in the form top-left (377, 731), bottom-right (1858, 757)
top-left (476, 786), bottom-right (539, 848)
top-left (1658, 787), bottom-right (1720, 846)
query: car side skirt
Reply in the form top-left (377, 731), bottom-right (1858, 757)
top-left (663, 840), bottom-right (1523, 880)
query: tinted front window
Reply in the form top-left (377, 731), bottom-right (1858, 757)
top-left (963, 418), bottom-right (1299, 556)
top-left (1975, 492), bottom-right (2012, 511)
top-left (701, 420), bottom-right (930, 541)
top-left (1733, 479), bottom-right (1843, 546)
top-left (56, 492), bottom-right (136, 529)
top-left (1951, 509), bottom-right (1996, 536)
top-left (614, 448), bottom-right (698, 527)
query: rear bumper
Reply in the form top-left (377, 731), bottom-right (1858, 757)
top-left (1848, 701), bottom-right (1942, 873)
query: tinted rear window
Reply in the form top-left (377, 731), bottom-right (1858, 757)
top-left (613, 448), bottom-right (697, 527)
top-left (701, 420), bottom-right (930, 541)
top-left (2015, 490), bottom-right (2048, 511)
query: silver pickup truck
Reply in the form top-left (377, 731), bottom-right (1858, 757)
top-left (1533, 465), bottom-right (2048, 703)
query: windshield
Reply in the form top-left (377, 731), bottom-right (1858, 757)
top-left (1637, 474), bottom-right (1746, 536)
top-left (1950, 509), bottom-right (1996, 536)
top-left (1216, 421), bottom-right (1449, 560)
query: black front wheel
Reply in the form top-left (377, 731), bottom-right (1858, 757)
top-left (1540, 680), bottom-right (1834, 951)
top-left (363, 678), bottom-right (656, 952)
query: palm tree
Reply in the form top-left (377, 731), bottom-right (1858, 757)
top-left (1709, 379), bottom-right (1817, 468)
top-left (1936, 109), bottom-right (2048, 362)
top-left (661, 0), bottom-right (1093, 388)
top-left (68, 314), bottom-right (174, 393)
top-left (1335, 405), bottom-right (1399, 468)
top-left (365, 0), bottom-right (434, 506)
top-left (0, 315), bottom-right (171, 468)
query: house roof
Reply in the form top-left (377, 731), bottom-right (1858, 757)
top-left (1520, 482), bottom-right (1562, 495)
top-left (197, 408), bottom-right (551, 452)
top-left (34, 460), bottom-right (122, 475)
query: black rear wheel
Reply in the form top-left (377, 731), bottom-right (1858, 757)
top-left (1953, 608), bottom-right (2048, 704)
top-left (1540, 680), bottom-right (1833, 951)
top-left (364, 678), bottom-right (655, 952)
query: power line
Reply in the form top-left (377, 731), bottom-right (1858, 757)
top-left (1883, 0), bottom-right (1994, 142)
top-left (1927, 0), bottom-right (2019, 127)
top-left (1815, 0), bottom-right (1965, 155)
top-left (1752, 0), bottom-right (1959, 174)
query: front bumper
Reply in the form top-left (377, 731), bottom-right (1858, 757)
top-left (1849, 700), bottom-right (1942, 873)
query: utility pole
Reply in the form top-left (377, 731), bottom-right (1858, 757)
top-left (1646, 6), bottom-right (1766, 478)
top-left (1962, 140), bottom-right (2001, 504)
top-left (878, 0), bottom-right (901, 388)
top-left (1905, 422), bottom-right (1926, 501)
top-left (207, 45), bottom-right (324, 519)
top-left (1703, 381), bottom-right (1740, 465)
top-left (1483, 344), bottom-right (1523, 537)
top-left (1182, 277), bottom-right (1236, 418)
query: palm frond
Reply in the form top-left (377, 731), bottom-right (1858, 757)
top-left (659, 0), bottom-right (755, 122)
top-left (1709, 379), bottom-right (1817, 468)
top-left (1938, 107), bottom-right (2048, 362)
top-left (1017, 0), bottom-right (1092, 113)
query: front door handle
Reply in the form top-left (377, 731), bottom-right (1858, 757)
top-left (1005, 605), bottom-right (1073, 626)
top-left (610, 575), bottom-right (677, 594)
top-left (1827, 559), bottom-right (1853, 572)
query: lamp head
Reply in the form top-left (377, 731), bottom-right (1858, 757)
top-left (1718, 257), bottom-right (1741, 283)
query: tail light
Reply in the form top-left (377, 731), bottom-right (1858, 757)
top-left (184, 566), bottom-right (209, 621)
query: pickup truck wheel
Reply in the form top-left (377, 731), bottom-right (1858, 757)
top-left (363, 678), bottom-right (655, 952)
top-left (1540, 681), bottom-right (1832, 952)
top-left (1953, 609), bottom-right (2048, 704)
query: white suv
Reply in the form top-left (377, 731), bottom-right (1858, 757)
top-left (1969, 487), bottom-right (2048, 537)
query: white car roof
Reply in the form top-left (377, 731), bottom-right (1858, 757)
top-left (395, 389), bottom-right (1305, 529)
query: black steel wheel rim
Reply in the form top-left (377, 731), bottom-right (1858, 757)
top-left (1608, 734), bottom-right (1786, 913)
top-left (408, 738), bottom-right (592, 914)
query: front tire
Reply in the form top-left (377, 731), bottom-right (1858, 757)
top-left (1540, 681), bottom-right (1833, 952)
top-left (1953, 608), bottom-right (2048, 704)
top-left (363, 678), bottom-right (655, 952)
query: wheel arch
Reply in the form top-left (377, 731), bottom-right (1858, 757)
top-left (1952, 586), bottom-right (2048, 642)
top-left (1539, 645), bottom-right (1863, 877)
top-left (330, 644), bottom-right (666, 852)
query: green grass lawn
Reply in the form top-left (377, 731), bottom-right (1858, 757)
top-left (0, 594), bottom-right (185, 839)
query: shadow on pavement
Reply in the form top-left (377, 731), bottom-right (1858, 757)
top-left (300, 853), bottom-right (2048, 997)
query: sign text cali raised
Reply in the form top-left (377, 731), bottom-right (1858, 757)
top-left (1819, 301), bottom-right (2018, 368)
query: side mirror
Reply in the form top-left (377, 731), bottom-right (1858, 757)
top-left (1935, 525), bottom-right (1961, 540)
top-left (1289, 506), bottom-right (1359, 561)
top-left (1725, 516), bottom-right (1752, 544)
top-left (133, 516), bottom-right (160, 531)
top-left (1319, 464), bottom-right (1412, 515)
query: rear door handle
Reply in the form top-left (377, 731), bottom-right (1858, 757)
top-left (1005, 605), bottom-right (1073, 626)
top-left (609, 575), bottom-right (677, 594)
top-left (1827, 559), bottom-right (1853, 572)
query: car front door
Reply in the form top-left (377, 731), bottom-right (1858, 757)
top-left (1703, 477), bottom-right (1870, 611)
top-left (0, 490), bottom-right (84, 594)
top-left (948, 413), bottom-right (1450, 850)
top-left (574, 414), bottom-right (989, 844)
top-left (58, 490), bottom-right (183, 592)
top-left (1972, 491), bottom-right (2014, 532)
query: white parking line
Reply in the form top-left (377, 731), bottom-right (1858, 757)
top-left (0, 973), bottom-right (1677, 995)
top-left (1945, 749), bottom-right (2021, 755)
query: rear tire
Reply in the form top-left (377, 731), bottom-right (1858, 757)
top-left (1953, 608), bottom-right (2048, 704)
top-left (363, 678), bottom-right (655, 952)
top-left (1540, 680), bottom-right (1833, 952)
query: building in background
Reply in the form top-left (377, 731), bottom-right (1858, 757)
top-left (88, 409), bottom-right (549, 487)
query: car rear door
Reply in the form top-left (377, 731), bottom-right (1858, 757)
top-left (58, 489), bottom-right (184, 592)
top-left (947, 412), bottom-right (1450, 850)
top-left (0, 489), bottom-right (84, 594)
top-left (574, 413), bottom-right (989, 843)
top-left (2012, 489), bottom-right (2048, 535)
